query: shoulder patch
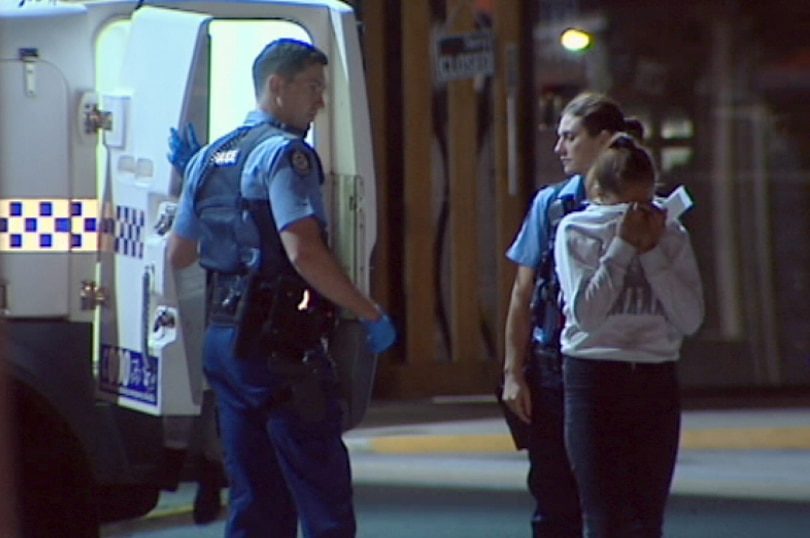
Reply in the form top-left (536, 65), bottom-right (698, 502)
top-left (289, 148), bottom-right (312, 176)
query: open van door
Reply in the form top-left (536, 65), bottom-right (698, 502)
top-left (97, 6), bottom-right (212, 415)
top-left (98, 1), bottom-right (378, 427)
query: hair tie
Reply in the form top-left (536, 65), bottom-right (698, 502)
top-left (608, 132), bottom-right (635, 149)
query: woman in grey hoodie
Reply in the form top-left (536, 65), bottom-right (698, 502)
top-left (555, 134), bottom-right (705, 538)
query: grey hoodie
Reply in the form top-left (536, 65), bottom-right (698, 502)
top-left (554, 202), bottom-right (704, 363)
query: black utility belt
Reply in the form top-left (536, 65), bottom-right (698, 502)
top-left (207, 272), bottom-right (337, 359)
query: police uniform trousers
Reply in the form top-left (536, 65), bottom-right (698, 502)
top-left (202, 324), bottom-right (356, 538)
top-left (525, 343), bottom-right (582, 538)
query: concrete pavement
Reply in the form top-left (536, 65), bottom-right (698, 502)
top-left (345, 407), bottom-right (810, 453)
top-left (139, 396), bottom-right (810, 521)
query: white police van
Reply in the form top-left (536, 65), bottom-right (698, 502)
top-left (0, 0), bottom-right (376, 535)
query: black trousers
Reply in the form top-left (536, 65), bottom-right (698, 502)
top-left (564, 356), bottom-right (681, 538)
top-left (525, 345), bottom-right (582, 538)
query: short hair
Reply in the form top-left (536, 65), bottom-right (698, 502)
top-left (587, 133), bottom-right (656, 199)
top-left (252, 38), bottom-right (328, 98)
top-left (562, 92), bottom-right (645, 140)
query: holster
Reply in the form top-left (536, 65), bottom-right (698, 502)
top-left (266, 353), bottom-right (337, 423)
top-left (231, 273), bottom-right (337, 360)
top-left (207, 273), bottom-right (248, 326)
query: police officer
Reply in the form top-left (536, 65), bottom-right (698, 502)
top-left (168, 39), bottom-right (396, 538)
top-left (502, 92), bottom-right (641, 538)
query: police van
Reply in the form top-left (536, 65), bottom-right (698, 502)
top-left (0, 0), bottom-right (376, 535)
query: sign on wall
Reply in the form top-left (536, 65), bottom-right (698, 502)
top-left (434, 30), bottom-right (495, 82)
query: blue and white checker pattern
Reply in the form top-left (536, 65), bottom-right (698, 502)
top-left (99, 203), bottom-right (145, 259)
top-left (0, 199), bottom-right (99, 252)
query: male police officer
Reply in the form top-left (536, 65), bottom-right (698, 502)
top-left (169, 39), bottom-right (396, 538)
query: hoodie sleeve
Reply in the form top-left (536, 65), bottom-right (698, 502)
top-left (554, 216), bottom-right (636, 332)
top-left (639, 223), bottom-right (705, 336)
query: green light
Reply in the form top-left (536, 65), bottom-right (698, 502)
top-left (560, 28), bottom-right (593, 52)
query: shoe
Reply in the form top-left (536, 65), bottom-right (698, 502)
top-left (193, 481), bottom-right (223, 525)
top-left (193, 459), bottom-right (226, 525)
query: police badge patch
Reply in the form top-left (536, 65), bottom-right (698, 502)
top-left (290, 148), bottom-right (311, 176)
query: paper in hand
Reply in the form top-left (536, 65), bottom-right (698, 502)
top-left (662, 185), bottom-right (694, 223)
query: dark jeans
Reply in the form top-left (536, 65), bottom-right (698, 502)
top-left (564, 356), bottom-right (681, 538)
top-left (525, 345), bottom-right (582, 538)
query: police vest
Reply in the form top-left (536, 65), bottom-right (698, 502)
top-left (194, 121), bottom-right (311, 284)
top-left (529, 181), bottom-right (585, 345)
top-left (194, 122), bottom-right (336, 356)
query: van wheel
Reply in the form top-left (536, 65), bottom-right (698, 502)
top-left (16, 395), bottom-right (99, 538)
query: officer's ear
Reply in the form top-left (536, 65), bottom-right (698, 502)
top-left (268, 73), bottom-right (285, 97)
top-left (596, 129), bottom-right (614, 149)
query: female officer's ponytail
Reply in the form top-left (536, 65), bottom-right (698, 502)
top-left (623, 117), bottom-right (645, 141)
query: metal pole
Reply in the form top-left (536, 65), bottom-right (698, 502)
top-left (710, 20), bottom-right (743, 340)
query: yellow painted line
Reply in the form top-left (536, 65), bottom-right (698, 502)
top-left (680, 428), bottom-right (810, 450)
top-left (144, 505), bottom-right (194, 520)
top-left (365, 429), bottom-right (810, 454)
top-left (368, 434), bottom-right (516, 454)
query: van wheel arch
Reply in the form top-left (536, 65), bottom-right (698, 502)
top-left (13, 380), bottom-right (100, 538)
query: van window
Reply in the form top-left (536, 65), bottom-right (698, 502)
top-left (95, 17), bottom-right (313, 184)
top-left (209, 20), bottom-right (312, 141)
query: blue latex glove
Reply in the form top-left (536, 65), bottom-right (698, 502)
top-left (361, 313), bottom-right (397, 354)
top-left (167, 123), bottom-right (201, 176)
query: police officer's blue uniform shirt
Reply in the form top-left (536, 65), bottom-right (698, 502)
top-left (173, 110), bottom-right (326, 243)
top-left (506, 174), bottom-right (586, 343)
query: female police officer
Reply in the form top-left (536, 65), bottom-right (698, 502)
top-left (502, 93), bottom-right (643, 538)
top-left (168, 39), bottom-right (395, 538)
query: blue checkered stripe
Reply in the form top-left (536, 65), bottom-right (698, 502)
top-left (101, 205), bottom-right (145, 259)
top-left (0, 199), bottom-right (98, 252)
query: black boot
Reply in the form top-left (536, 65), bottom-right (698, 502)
top-left (193, 459), bottom-right (227, 525)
